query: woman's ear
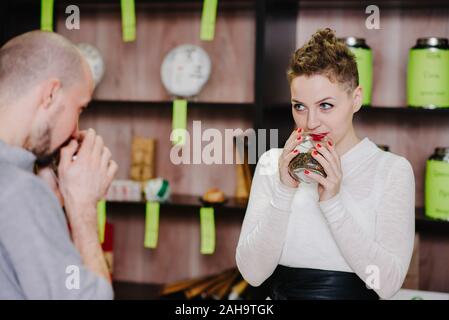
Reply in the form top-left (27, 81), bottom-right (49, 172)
top-left (38, 78), bottom-right (61, 110)
top-left (352, 85), bottom-right (363, 113)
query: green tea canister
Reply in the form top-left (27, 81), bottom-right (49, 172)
top-left (339, 37), bottom-right (373, 106)
top-left (407, 37), bottom-right (449, 108)
top-left (425, 147), bottom-right (449, 220)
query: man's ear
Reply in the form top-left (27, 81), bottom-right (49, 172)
top-left (39, 78), bottom-right (61, 110)
top-left (352, 85), bottom-right (363, 113)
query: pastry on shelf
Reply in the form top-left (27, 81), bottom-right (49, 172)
top-left (201, 188), bottom-right (226, 205)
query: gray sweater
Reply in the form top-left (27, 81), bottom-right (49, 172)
top-left (0, 140), bottom-right (113, 299)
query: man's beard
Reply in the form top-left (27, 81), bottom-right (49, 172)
top-left (24, 121), bottom-right (54, 165)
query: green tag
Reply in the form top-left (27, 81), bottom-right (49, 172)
top-left (40, 0), bottom-right (54, 32)
top-left (121, 0), bottom-right (136, 42)
top-left (200, 0), bottom-right (218, 41)
top-left (200, 207), bottom-right (215, 255)
top-left (425, 160), bottom-right (449, 220)
top-left (407, 49), bottom-right (449, 107)
top-left (350, 47), bottom-right (373, 106)
top-left (97, 200), bottom-right (106, 243)
top-left (172, 99), bottom-right (188, 146)
top-left (144, 202), bottom-right (160, 249)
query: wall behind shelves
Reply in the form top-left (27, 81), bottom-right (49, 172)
top-left (57, 5), bottom-right (255, 103)
top-left (80, 103), bottom-right (253, 197)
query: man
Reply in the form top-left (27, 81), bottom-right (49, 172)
top-left (0, 31), bottom-right (118, 299)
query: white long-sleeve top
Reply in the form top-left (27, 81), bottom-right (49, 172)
top-left (236, 137), bottom-right (415, 299)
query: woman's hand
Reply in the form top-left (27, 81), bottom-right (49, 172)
top-left (305, 138), bottom-right (342, 202)
top-left (278, 128), bottom-right (304, 188)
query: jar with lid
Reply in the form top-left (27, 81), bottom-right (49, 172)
top-left (338, 37), bottom-right (373, 106)
top-left (425, 147), bottom-right (449, 220)
top-left (407, 37), bottom-right (449, 108)
top-left (288, 132), bottom-right (328, 184)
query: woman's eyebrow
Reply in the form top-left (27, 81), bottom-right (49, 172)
top-left (315, 96), bottom-right (335, 104)
top-left (291, 97), bottom-right (335, 105)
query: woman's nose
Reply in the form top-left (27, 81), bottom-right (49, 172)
top-left (307, 110), bottom-right (320, 130)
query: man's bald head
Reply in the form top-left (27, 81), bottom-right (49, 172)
top-left (0, 31), bottom-right (87, 103)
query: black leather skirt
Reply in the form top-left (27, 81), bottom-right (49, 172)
top-left (269, 265), bottom-right (379, 300)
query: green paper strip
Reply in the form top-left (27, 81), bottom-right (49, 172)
top-left (144, 202), bottom-right (160, 249)
top-left (97, 200), bottom-right (106, 244)
top-left (40, 0), bottom-right (54, 32)
top-left (200, 0), bottom-right (218, 41)
top-left (172, 99), bottom-right (187, 146)
top-left (200, 207), bottom-right (215, 255)
top-left (121, 0), bottom-right (136, 42)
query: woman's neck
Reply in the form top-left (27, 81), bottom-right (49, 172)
top-left (335, 126), bottom-right (361, 157)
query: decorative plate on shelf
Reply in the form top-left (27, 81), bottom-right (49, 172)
top-left (160, 44), bottom-right (211, 98)
top-left (77, 43), bottom-right (105, 87)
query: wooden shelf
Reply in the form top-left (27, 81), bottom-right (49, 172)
top-left (108, 197), bottom-right (449, 234)
top-left (107, 194), bottom-right (248, 214)
top-left (416, 207), bottom-right (449, 234)
top-left (89, 100), bottom-right (255, 110)
top-left (264, 104), bottom-right (449, 115)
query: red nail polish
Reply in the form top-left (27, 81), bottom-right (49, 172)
top-left (297, 136), bottom-right (302, 141)
top-left (317, 143), bottom-right (322, 148)
top-left (328, 141), bottom-right (333, 146)
top-left (312, 150), bottom-right (318, 156)
top-left (297, 128), bottom-right (302, 133)
top-left (293, 149), bottom-right (298, 153)
top-left (304, 170), bottom-right (310, 174)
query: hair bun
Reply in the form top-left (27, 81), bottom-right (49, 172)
top-left (310, 28), bottom-right (337, 47)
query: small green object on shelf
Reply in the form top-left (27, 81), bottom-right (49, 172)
top-left (40, 0), bottom-right (54, 32)
top-left (97, 200), bottom-right (107, 244)
top-left (144, 202), bottom-right (160, 249)
top-left (200, 0), bottom-right (218, 41)
top-left (200, 207), bottom-right (215, 255)
top-left (121, 0), bottom-right (136, 42)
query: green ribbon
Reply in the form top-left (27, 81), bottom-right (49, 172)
top-left (172, 99), bottom-right (188, 146)
top-left (200, 207), bottom-right (215, 255)
top-left (144, 202), bottom-right (160, 249)
top-left (200, 0), bottom-right (218, 41)
top-left (40, 0), bottom-right (54, 32)
top-left (121, 0), bottom-right (136, 42)
top-left (97, 200), bottom-right (106, 244)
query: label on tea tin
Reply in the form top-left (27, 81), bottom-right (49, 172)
top-left (425, 160), bottom-right (449, 220)
top-left (408, 49), bottom-right (449, 107)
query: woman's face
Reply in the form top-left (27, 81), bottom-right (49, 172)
top-left (290, 74), bottom-right (362, 144)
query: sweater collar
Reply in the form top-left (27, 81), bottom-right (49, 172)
top-left (0, 139), bottom-right (36, 172)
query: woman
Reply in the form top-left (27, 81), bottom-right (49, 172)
top-left (235, 28), bottom-right (415, 300)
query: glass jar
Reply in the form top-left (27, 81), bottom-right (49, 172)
top-left (425, 147), bottom-right (449, 220)
top-left (407, 37), bottom-right (449, 108)
top-left (288, 132), bottom-right (327, 184)
top-left (338, 37), bottom-right (373, 106)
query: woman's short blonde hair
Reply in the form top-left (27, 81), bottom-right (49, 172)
top-left (287, 28), bottom-right (358, 94)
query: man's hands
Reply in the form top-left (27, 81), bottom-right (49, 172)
top-left (57, 128), bottom-right (118, 226)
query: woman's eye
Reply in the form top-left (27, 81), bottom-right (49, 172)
top-left (320, 102), bottom-right (334, 110)
top-left (293, 104), bottom-right (306, 111)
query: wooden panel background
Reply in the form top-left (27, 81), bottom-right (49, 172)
top-left (54, 5), bottom-right (255, 284)
top-left (57, 4), bottom-right (255, 103)
top-left (109, 206), bottom-right (244, 284)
